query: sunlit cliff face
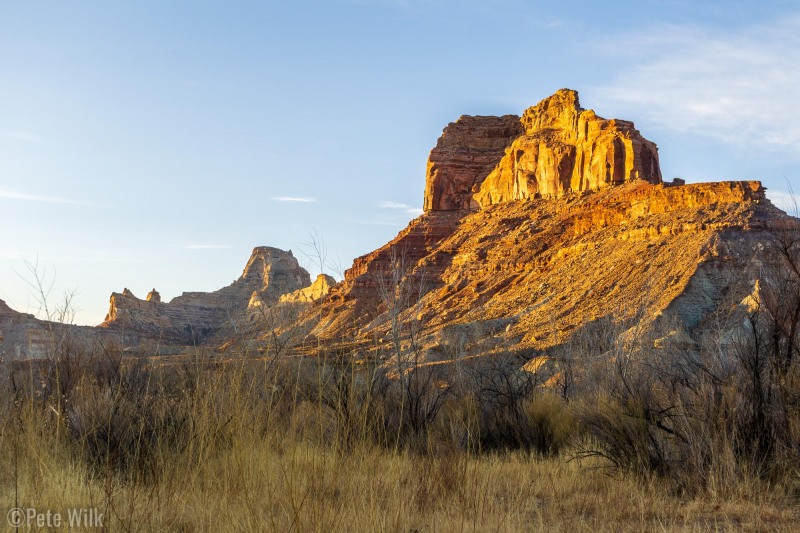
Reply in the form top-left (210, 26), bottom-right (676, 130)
top-left (424, 89), bottom-right (661, 213)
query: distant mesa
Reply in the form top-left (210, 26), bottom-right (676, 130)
top-left (100, 247), bottom-right (327, 345)
top-left (0, 299), bottom-right (17, 317)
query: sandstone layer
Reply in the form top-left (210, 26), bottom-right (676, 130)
top-left (279, 274), bottom-right (337, 304)
top-left (303, 179), bottom-right (780, 357)
top-left (424, 115), bottom-right (523, 211)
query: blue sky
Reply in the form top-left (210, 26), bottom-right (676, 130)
top-left (2, 0), bottom-right (799, 325)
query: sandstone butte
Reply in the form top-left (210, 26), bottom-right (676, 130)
top-left (297, 89), bottom-right (788, 361)
top-left (0, 89), bottom-right (792, 361)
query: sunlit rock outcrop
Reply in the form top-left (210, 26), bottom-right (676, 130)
top-left (423, 89), bottom-right (661, 213)
top-left (475, 89), bottom-right (661, 205)
top-left (280, 274), bottom-right (337, 303)
top-left (424, 115), bottom-right (523, 211)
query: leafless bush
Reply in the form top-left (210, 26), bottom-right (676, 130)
top-left (296, 356), bottom-right (389, 451)
top-left (460, 357), bottom-right (577, 454)
top-left (388, 363), bottom-right (450, 451)
top-left (65, 359), bottom-right (190, 481)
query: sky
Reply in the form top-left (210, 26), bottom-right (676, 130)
top-left (2, 0), bottom-right (799, 325)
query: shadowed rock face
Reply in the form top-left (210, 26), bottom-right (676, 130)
top-left (423, 115), bottom-right (523, 212)
top-left (101, 247), bottom-right (311, 343)
top-left (240, 247), bottom-right (312, 302)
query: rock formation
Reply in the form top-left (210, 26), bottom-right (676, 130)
top-left (0, 299), bottom-right (18, 319)
top-left (2, 88), bottom-right (793, 364)
top-left (101, 247), bottom-right (312, 344)
top-left (1, 246), bottom-right (332, 357)
top-left (280, 274), bottom-right (337, 303)
top-left (475, 89), bottom-right (661, 205)
top-left (423, 89), bottom-right (661, 213)
top-left (424, 115), bottom-right (523, 211)
top-left (306, 178), bottom-right (779, 354)
top-left (146, 289), bottom-right (161, 303)
top-left (296, 89), bottom-right (787, 364)
top-left (0, 299), bottom-right (56, 358)
top-left (241, 247), bottom-right (312, 303)
top-left (0, 298), bottom-right (124, 360)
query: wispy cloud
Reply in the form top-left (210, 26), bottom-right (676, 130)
top-left (0, 189), bottom-right (76, 204)
top-left (377, 200), bottom-right (424, 217)
top-left (180, 244), bottom-right (233, 250)
top-left (597, 15), bottom-right (800, 152)
top-left (336, 217), bottom-right (402, 227)
top-left (271, 196), bottom-right (317, 203)
top-left (377, 201), bottom-right (409, 209)
top-left (0, 129), bottom-right (41, 143)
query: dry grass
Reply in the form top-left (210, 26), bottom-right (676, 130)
top-left (2, 432), bottom-right (796, 531)
top-left (1, 350), bottom-right (798, 533)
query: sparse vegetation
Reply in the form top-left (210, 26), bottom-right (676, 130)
top-left (2, 234), bottom-right (800, 532)
top-left (2, 311), bottom-right (799, 531)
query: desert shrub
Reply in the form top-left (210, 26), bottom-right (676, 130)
top-left (519, 393), bottom-right (580, 455)
top-left (443, 357), bottom-right (580, 455)
top-left (378, 363), bottom-right (450, 452)
top-left (578, 393), bottom-right (673, 479)
top-left (577, 312), bottom-right (800, 495)
top-left (463, 357), bottom-right (535, 451)
top-left (432, 392), bottom-right (481, 454)
top-left (64, 359), bottom-right (192, 481)
top-left (295, 357), bottom-right (389, 451)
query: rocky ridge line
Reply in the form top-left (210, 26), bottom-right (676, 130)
top-left (101, 247), bottom-right (314, 344)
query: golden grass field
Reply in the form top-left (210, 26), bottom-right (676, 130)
top-left (2, 350), bottom-right (798, 532)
